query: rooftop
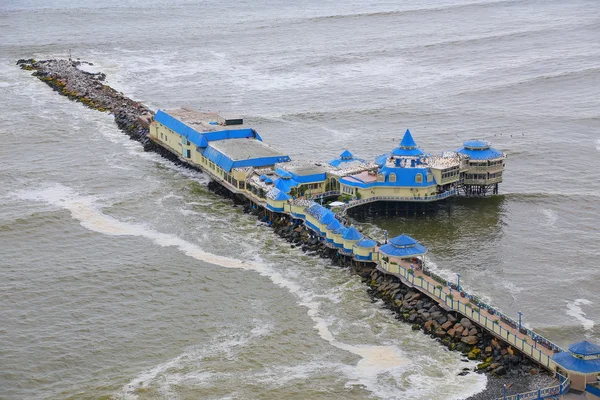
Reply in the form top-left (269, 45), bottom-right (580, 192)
top-left (163, 108), bottom-right (244, 132)
top-left (277, 160), bottom-right (330, 177)
top-left (209, 138), bottom-right (286, 161)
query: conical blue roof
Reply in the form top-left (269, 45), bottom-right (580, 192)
top-left (259, 174), bottom-right (268, 181)
top-left (569, 341), bottom-right (600, 356)
top-left (391, 129), bottom-right (423, 157)
top-left (356, 238), bottom-right (377, 248)
top-left (400, 129), bottom-right (417, 148)
top-left (319, 212), bottom-right (335, 224)
top-left (327, 219), bottom-right (342, 231)
top-left (340, 149), bottom-right (353, 159)
top-left (389, 234), bottom-right (418, 248)
top-left (342, 226), bottom-right (363, 241)
top-left (265, 177), bottom-right (273, 184)
top-left (333, 226), bottom-right (348, 235)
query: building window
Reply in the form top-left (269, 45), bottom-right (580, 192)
top-left (376, 174), bottom-right (384, 182)
top-left (184, 149), bottom-right (191, 158)
top-left (389, 173), bottom-right (396, 183)
top-left (239, 182), bottom-right (245, 190)
top-left (182, 137), bottom-right (189, 146)
top-left (415, 173), bottom-right (423, 183)
top-left (427, 174), bottom-right (433, 182)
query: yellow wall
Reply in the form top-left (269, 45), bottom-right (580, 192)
top-left (267, 198), bottom-right (286, 210)
top-left (355, 246), bottom-right (374, 258)
top-left (343, 238), bottom-right (359, 250)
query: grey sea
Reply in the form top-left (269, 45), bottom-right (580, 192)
top-left (1, 0), bottom-right (599, 399)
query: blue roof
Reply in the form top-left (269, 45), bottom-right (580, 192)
top-left (260, 174), bottom-right (268, 181)
top-left (356, 238), bottom-right (377, 248)
top-left (342, 226), bottom-right (363, 241)
top-left (390, 129), bottom-right (424, 157)
top-left (319, 212), bottom-right (335, 224)
top-left (400, 129), bottom-right (417, 148)
top-left (569, 341), bottom-right (600, 356)
top-left (274, 168), bottom-right (292, 179)
top-left (375, 153), bottom-right (390, 167)
top-left (305, 203), bottom-right (330, 220)
top-left (463, 140), bottom-right (490, 150)
top-left (340, 149), bottom-right (353, 159)
top-left (389, 234), bottom-right (418, 247)
top-left (380, 242), bottom-right (427, 257)
top-left (274, 177), bottom-right (299, 193)
top-left (265, 177), bottom-right (273, 184)
top-left (457, 140), bottom-right (503, 160)
top-left (333, 226), bottom-right (348, 235)
top-left (289, 171), bottom-right (327, 184)
top-left (553, 351), bottom-right (600, 374)
top-left (267, 188), bottom-right (291, 201)
top-left (327, 219), bottom-right (342, 231)
top-left (380, 234), bottom-right (427, 257)
top-left (329, 149), bottom-right (366, 168)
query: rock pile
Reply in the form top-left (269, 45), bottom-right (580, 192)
top-left (363, 266), bottom-right (547, 378)
top-left (17, 58), bottom-right (154, 150)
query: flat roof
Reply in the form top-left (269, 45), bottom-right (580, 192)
top-left (209, 138), bottom-right (285, 161)
top-left (277, 161), bottom-right (330, 176)
top-left (164, 108), bottom-right (244, 133)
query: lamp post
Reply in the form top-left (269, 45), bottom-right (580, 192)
top-left (503, 384), bottom-right (507, 400)
top-left (457, 273), bottom-right (461, 292)
top-left (518, 311), bottom-right (523, 330)
top-left (384, 230), bottom-right (388, 244)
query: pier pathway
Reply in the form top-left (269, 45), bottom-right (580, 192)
top-left (376, 258), bottom-right (560, 370)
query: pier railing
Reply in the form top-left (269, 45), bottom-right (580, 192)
top-left (378, 260), bottom-right (564, 371)
top-left (493, 373), bottom-right (569, 400)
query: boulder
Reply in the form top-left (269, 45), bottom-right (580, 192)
top-left (441, 321), bottom-right (453, 331)
top-left (447, 328), bottom-right (456, 338)
top-left (461, 336), bottom-right (478, 345)
top-left (484, 346), bottom-right (493, 354)
top-left (492, 366), bottom-right (507, 376)
top-left (468, 328), bottom-right (478, 336)
top-left (460, 318), bottom-right (473, 329)
top-left (454, 325), bottom-right (464, 335)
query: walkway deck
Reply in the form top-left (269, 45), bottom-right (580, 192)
top-left (377, 258), bottom-right (560, 370)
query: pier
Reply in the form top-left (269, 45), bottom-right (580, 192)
top-left (18, 58), bottom-right (600, 400)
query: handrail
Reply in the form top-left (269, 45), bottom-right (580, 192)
top-left (338, 190), bottom-right (457, 211)
top-left (378, 260), bottom-right (565, 371)
top-left (493, 373), bottom-right (569, 400)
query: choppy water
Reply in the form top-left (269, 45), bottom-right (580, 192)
top-left (1, 1), bottom-right (599, 399)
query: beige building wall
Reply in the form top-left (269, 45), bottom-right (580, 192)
top-left (340, 184), bottom-right (438, 199)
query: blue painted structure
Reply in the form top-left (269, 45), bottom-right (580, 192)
top-left (553, 341), bottom-right (600, 374)
top-left (391, 129), bottom-right (424, 157)
top-left (380, 234), bottom-right (427, 258)
top-left (156, 110), bottom-right (291, 173)
top-left (457, 139), bottom-right (503, 160)
top-left (329, 149), bottom-right (366, 168)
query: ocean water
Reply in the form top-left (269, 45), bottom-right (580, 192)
top-left (1, 0), bottom-right (599, 399)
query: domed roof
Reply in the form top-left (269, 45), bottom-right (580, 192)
top-left (457, 139), bottom-right (503, 160)
top-left (389, 234), bottom-right (418, 248)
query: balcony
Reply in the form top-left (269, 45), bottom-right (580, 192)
top-left (463, 176), bottom-right (503, 185)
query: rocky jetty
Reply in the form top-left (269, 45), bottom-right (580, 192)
top-left (17, 58), bottom-right (155, 151)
